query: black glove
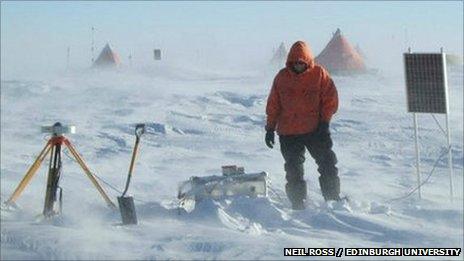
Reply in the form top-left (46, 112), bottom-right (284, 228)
top-left (265, 130), bottom-right (275, 149)
top-left (316, 122), bottom-right (330, 137)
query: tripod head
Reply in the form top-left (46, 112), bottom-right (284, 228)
top-left (41, 122), bottom-right (76, 136)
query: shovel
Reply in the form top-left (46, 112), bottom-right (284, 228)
top-left (118, 124), bottom-right (145, 225)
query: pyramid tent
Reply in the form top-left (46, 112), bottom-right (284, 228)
top-left (315, 29), bottom-right (366, 74)
top-left (270, 42), bottom-right (288, 66)
top-left (93, 43), bottom-right (121, 68)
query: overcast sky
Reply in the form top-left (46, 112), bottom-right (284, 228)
top-left (1, 1), bottom-right (463, 79)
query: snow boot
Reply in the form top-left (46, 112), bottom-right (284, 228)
top-left (285, 180), bottom-right (307, 210)
top-left (319, 175), bottom-right (341, 201)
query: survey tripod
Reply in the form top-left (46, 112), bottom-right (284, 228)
top-left (5, 123), bottom-right (116, 217)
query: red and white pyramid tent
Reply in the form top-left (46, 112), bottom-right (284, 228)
top-left (93, 43), bottom-right (121, 68)
top-left (315, 29), bottom-right (366, 74)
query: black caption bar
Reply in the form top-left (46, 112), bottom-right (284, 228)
top-left (284, 248), bottom-right (461, 257)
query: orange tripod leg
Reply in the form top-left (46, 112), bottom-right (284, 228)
top-left (65, 141), bottom-right (116, 209)
top-left (5, 142), bottom-right (52, 205)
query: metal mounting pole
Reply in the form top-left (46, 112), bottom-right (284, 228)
top-left (91, 26), bottom-right (95, 64)
top-left (413, 112), bottom-right (422, 199)
top-left (442, 48), bottom-right (454, 200)
top-left (66, 46), bottom-right (70, 70)
top-left (445, 113), bottom-right (454, 200)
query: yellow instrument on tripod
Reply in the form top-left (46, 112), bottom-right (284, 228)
top-left (4, 122), bottom-right (116, 218)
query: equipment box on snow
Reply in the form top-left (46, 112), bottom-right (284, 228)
top-left (178, 167), bottom-right (268, 202)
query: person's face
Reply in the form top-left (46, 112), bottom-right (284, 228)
top-left (292, 61), bottom-right (308, 74)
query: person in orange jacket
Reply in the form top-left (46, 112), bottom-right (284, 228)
top-left (265, 41), bottom-right (340, 209)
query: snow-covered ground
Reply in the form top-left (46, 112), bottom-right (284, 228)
top-left (1, 64), bottom-right (463, 260)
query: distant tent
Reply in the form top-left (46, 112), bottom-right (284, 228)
top-left (315, 29), bottom-right (366, 74)
top-left (270, 42), bottom-right (288, 66)
top-left (93, 43), bottom-right (121, 68)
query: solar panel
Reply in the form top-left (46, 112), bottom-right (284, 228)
top-left (404, 53), bottom-right (448, 114)
top-left (154, 49), bottom-right (161, 60)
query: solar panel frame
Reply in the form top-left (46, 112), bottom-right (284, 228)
top-left (403, 52), bottom-right (449, 114)
top-left (154, 49), bottom-right (161, 60)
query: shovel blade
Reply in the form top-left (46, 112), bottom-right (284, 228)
top-left (117, 196), bottom-right (138, 225)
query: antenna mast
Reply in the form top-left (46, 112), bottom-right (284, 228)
top-left (91, 26), bottom-right (95, 63)
top-left (66, 46), bottom-right (70, 70)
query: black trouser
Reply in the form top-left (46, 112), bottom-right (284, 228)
top-left (279, 131), bottom-right (340, 203)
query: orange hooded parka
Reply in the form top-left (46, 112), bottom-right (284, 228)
top-left (266, 41), bottom-right (338, 136)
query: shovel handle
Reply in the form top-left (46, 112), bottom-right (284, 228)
top-left (122, 124), bottom-right (145, 197)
